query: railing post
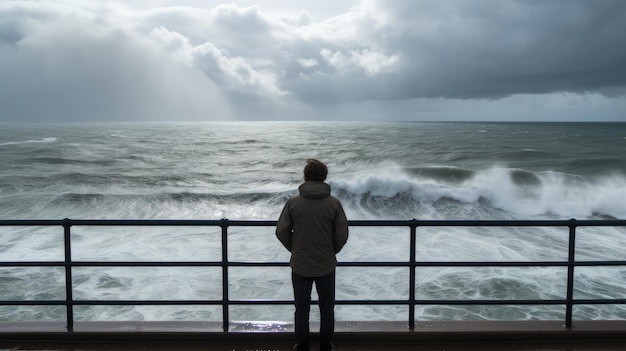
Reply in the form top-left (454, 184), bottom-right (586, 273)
top-left (220, 218), bottom-right (230, 332)
top-left (409, 218), bottom-right (418, 330)
top-left (62, 218), bottom-right (74, 332)
top-left (565, 218), bottom-right (577, 328)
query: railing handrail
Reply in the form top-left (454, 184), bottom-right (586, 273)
top-left (2, 218), bottom-right (625, 226)
top-left (1, 218), bottom-right (626, 332)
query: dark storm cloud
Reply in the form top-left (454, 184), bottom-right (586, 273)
top-left (282, 0), bottom-right (626, 103)
top-left (399, 0), bottom-right (626, 98)
top-left (0, 0), bottom-right (624, 122)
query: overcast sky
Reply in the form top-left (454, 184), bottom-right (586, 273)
top-left (1, 0), bottom-right (625, 122)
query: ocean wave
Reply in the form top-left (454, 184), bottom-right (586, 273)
top-left (50, 193), bottom-right (107, 205)
top-left (330, 166), bottom-right (626, 220)
top-left (0, 137), bottom-right (57, 146)
top-left (7, 166), bottom-right (625, 221)
top-left (156, 191), bottom-right (282, 203)
top-left (33, 190), bottom-right (291, 220)
top-left (25, 156), bottom-right (117, 166)
top-left (402, 166), bottom-right (475, 184)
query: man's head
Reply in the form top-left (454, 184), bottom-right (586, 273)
top-left (303, 158), bottom-right (328, 182)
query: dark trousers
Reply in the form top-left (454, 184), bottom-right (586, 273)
top-left (292, 270), bottom-right (335, 351)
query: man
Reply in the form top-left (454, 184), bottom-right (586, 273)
top-left (276, 159), bottom-right (349, 351)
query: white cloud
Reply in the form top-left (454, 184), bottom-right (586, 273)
top-left (192, 41), bottom-right (287, 97)
top-left (147, 26), bottom-right (194, 63)
top-left (297, 58), bottom-right (319, 68)
top-left (0, 1), bottom-right (231, 122)
top-left (146, 25), bottom-right (286, 97)
top-left (320, 48), bottom-right (398, 76)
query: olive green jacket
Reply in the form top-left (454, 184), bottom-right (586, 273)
top-left (276, 181), bottom-right (349, 277)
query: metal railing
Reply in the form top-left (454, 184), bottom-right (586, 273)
top-left (1, 218), bottom-right (626, 332)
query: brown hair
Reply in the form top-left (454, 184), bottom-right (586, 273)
top-left (303, 158), bottom-right (328, 181)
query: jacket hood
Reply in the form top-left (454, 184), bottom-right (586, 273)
top-left (299, 181), bottom-right (331, 199)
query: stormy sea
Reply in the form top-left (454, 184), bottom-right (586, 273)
top-left (1, 121), bottom-right (625, 324)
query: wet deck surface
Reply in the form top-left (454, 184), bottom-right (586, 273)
top-left (2, 321), bottom-right (626, 351)
top-left (3, 341), bottom-right (626, 351)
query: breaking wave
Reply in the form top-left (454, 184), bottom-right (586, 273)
top-left (331, 166), bottom-right (626, 220)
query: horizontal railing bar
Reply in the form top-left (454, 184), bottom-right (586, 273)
top-left (218, 300), bottom-right (569, 306)
top-left (571, 299), bottom-right (626, 305)
top-left (2, 219), bottom-right (626, 227)
top-left (67, 262), bottom-right (222, 267)
top-left (340, 262), bottom-right (571, 267)
top-left (0, 220), bottom-right (68, 226)
top-left (572, 261), bottom-right (626, 266)
top-left (0, 261), bottom-right (572, 268)
top-left (0, 262), bottom-right (65, 267)
top-left (0, 300), bottom-right (567, 306)
top-left (5, 261), bottom-right (625, 268)
top-left (8, 299), bottom-right (626, 306)
top-left (352, 219), bottom-right (624, 227)
top-left (0, 219), bottom-right (230, 226)
top-left (220, 300), bottom-right (570, 306)
top-left (0, 301), bottom-right (67, 306)
top-left (410, 300), bottom-right (568, 305)
top-left (0, 262), bottom-right (221, 267)
top-left (0, 301), bottom-right (223, 306)
top-left (412, 261), bottom-right (568, 267)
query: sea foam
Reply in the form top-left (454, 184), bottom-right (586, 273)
top-left (0, 137), bottom-right (57, 146)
